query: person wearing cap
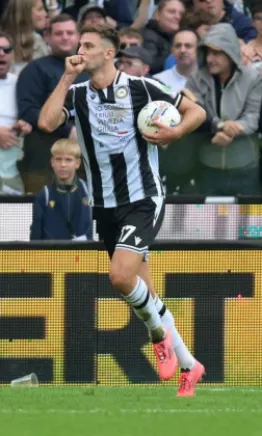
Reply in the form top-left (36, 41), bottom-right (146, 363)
top-left (186, 22), bottom-right (262, 195)
top-left (116, 45), bottom-right (153, 77)
top-left (63, 0), bottom-right (153, 29)
top-left (78, 5), bottom-right (107, 28)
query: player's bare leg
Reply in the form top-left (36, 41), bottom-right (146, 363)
top-left (109, 248), bottom-right (177, 380)
top-left (139, 261), bottom-right (205, 396)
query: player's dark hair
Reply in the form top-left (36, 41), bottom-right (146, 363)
top-left (80, 24), bottom-right (120, 53)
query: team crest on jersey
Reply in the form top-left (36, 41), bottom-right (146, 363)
top-left (115, 86), bottom-right (128, 99)
top-left (49, 201), bottom-right (55, 208)
top-left (82, 197), bottom-right (89, 206)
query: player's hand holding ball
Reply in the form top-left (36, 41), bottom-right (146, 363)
top-left (65, 55), bottom-right (86, 77)
top-left (138, 101), bottom-right (182, 149)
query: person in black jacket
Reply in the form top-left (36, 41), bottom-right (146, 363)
top-left (17, 14), bottom-right (89, 194)
top-left (30, 139), bottom-right (92, 240)
top-left (142, 0), bottom-right (185, 74)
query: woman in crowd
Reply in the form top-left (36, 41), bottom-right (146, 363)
top-left (0, 0), bottom-right (55, 74)
top-left (142, 0), bottom-right (185, 74)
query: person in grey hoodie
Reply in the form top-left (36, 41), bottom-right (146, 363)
top-left (186, 22), bottom-right (262, 195)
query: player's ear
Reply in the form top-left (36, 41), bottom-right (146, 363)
top-left (105, 47), bottom-right (115, 59)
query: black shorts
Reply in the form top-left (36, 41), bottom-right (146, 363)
top-left (94, 196), bottom-right (165, 258)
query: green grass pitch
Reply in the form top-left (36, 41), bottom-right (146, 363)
top-left (0, 387), bottom-right (262, 436)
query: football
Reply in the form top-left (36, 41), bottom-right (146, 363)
top-left (137, 100), bottom-right (181, 136)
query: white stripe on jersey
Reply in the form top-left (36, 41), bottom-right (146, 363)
top-left (65, 72), bottom-right (183, 208)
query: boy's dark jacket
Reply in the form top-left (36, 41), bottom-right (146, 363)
top-left (30, 178), bottom-right (92, 240)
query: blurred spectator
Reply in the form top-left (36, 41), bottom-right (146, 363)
top-left (142, 0), bottom-right (185, 74)
top-left (153, 28), bottom-right (198, 92)
top-left (116, 46), bottom-right (152, 77)
top-left (0, 0), bottom-right (8, 18)
top-left (78, 5), bottom-right (107, 28)
top-left (44, 0), bottom-right (62, 19)
top-left (186, 23), bottom-right (262, 195)
top-left (0, 31), bottom-right (32, 195)
top-left (163, 10), bottom-right (209, 70)
top-left (189, 0), bottom-right (257, 42)
top-left (0, 0), bottom-right (50, 75)
top-left (63, 0), bottom-right (152, 29)
top-left (118, 27), bottom-right (143, 49)
top-left (30, 139), bottom-right (92, 240)
top-left (246, 3), bottom-right (262, 68)
top-left (16, 14), bottom-right (89, 194)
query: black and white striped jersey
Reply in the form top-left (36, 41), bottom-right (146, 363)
top-left (63, 71), bottom-right (183, 208)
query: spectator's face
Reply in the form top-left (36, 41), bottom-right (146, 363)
top-left (0, 37), bottom-right (13, 79)
top-left (51, 153), bottom-right (81, 184)
top-left (193, 0), bottom-right (224, 20)
top-left (172, 31), bottom-right (198, 68)
top-left (156, 0), bottom-right (185, 34)
top-left (78, 32), bottom-right (115, 72)
top-left (119, 36), bottom-right (142, 50)
top-left (82, 12), bottom-right (106, 26)
top-left (32, 0), bottom-right (48, 31)
top-left (117, 56), bottom-right (149, 77)
top-left (206, 47), bottom-right (232, 76)
top-left (49, 21), bottom-right (79, 57)
top-left (252, 12), bottom-right (262, 36)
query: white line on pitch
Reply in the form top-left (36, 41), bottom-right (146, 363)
top-left (1, 408), bottom-right (262, 415)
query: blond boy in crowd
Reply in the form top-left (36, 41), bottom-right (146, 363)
top-left (30, 139), bottom-right (92, 240)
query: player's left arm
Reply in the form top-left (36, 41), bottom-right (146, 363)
top-left (142, 78), bottom-right (206, 146)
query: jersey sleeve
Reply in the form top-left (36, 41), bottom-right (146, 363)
top-left (63, 86), bottom-right (75, 122)
top-left (143, 77), bottom-right (183, 109)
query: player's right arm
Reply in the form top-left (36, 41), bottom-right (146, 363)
top-left (38, 55), bottom-right (86, 133)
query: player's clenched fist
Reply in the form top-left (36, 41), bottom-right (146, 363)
top-left (65, 55), bottom-right (86, 76)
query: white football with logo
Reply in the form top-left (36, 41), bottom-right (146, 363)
top-left (137, 100), bottom-right (181, 136)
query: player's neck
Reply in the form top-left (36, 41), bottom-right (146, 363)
top-left (91, 65), bottom-right (118, 90)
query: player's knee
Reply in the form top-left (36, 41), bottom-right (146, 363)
top-left (109, 267), bottom-right (131, 290)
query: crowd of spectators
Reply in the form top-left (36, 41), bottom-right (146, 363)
top-left (0, 0), bottom-right (262, 199)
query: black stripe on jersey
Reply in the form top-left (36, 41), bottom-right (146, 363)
top-left (143, 80), bottom-right (183, 109)
top-left (129, 79), bottom-right (159, 197)
top-left (107, 85), bottom-right (115, 103)
top-left (74, 86), bottom-right (104, 207)
top-left (110, 152), bottom-right (130, 204)
top-left (115, 72), bottom-right (122, 84)
top-left (63, 87), bottom-right (75, 121)
top-left (97, 86), bottom-right (116, 104)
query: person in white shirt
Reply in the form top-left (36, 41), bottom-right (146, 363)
top-left (153, 28), bottom-right (198, 93)
top-left (0, 31), bottom-right (32, 195)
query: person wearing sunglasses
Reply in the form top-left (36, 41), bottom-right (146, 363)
top-left (0, 31), bottom-right (32, 195)
top-left (118, 27), bottom-right (144, 50)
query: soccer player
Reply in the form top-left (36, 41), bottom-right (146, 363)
top-left (38, 24), bottom-right (206, 394)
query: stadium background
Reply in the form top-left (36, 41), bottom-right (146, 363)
top-left (1, 196), bottom-right (262, 387)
